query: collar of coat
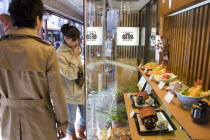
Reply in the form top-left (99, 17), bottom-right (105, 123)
top-left (58, 43), bottom-right (74, 53)
top-left (7, 27), bottom-right (40, 38)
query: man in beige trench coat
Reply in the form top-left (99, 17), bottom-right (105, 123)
top-left (0, 0), bottom-right (68, 140)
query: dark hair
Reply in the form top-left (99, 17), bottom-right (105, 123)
top-left (8, 0), bottom-right (44, 29)
top-left (61, 23), bottom-right (80, 41)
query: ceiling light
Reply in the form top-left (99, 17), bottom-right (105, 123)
top-left (168, 0), bottom-right (210, 16)
top-left (169, 0), bottom-right (172, 9)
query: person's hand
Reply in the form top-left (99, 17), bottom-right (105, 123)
top-left (57, 130), bottom-right (66, 139)
top-left (74, 46), bottom-right (82, 57)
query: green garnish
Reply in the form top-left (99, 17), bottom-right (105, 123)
top-left (168, 76), bottom-right (172, 79)
top-left (181, 89), bottom-right (189, 95)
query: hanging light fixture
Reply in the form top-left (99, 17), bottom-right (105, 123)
top-left (163, 0), bottom-right (165, 3)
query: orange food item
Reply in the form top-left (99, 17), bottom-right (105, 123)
top-left (139, 106), bottom-right (158, 122)
top-left (137, 91), bottom-right (149, 100)
top-left (119, 135), bottom-right (129, 140)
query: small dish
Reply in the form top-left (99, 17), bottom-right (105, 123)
top-left (154, 73), bottom-right (177, 84)
top-left (169, 81), bottom-right (182, 91)
top-left (115, 130), bottom-right (126, 137)
top-left (145, 98), bottom-right (154, 106)
top-left (156, 120), bottom-right (168, 129)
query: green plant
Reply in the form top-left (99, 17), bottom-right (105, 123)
top-left (108, 104), bottom-right (127, 123)
top-left (124, 84), bottom-right (139, 93)
top-left (96, 104), bottom-right (127, 123)
top-left (111, 88), bottom-right (124, 102)
top-left (112, 88), bottom-right (123, 97)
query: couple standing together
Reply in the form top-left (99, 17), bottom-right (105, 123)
top-left (0, 0), bottom-right (85, 140)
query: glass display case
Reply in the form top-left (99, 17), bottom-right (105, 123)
top-left (85, 0), bottom-right (210, 140)
top-left (85, 0), bottom-right (141, 139)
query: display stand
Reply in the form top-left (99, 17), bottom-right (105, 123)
top-left (124, 92), bottom-right (190, 139)
top-left (132, 68), bottom-right (210, 139)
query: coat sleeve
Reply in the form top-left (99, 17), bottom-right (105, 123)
top-left (46, 47), bottom-right (68, 130)
top-left (56, 52), bottom-right (79, 80)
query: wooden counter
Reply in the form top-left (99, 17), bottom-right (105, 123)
top-left (136, 68), bottom-right (210, 139)
top-left (124, 93), bottom-right (190, 140)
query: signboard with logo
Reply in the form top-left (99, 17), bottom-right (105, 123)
top-left (86, 27), bottom-right (103, 45)
top-left (117, 27), bottom-right (139, 46)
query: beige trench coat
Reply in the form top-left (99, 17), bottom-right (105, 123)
top-left (0, 28), bottom-right (68, 140)
top-left (56, 43), bottom-right (85, 105)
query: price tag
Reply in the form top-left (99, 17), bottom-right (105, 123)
top-left (138, 63), bottom-right (142, 68)
top-left (127, 92), bottom-right (131, 98)
top-left (143, 68), bottom-right (148, 74)
top-left (145, 83), bottom-right (152, 94)
top-left (106, 127), bottom-right (111, 139)
top-left (149, 74), bottom-right (154, 81)
top-left (96, 127), bottom-right (101, 139)
top-left (138, 76), bottom-right (147, 91)
top-left (158, 81), bottom-right (166, 90)
top-left (164, 91), bottom-right (175, 104)
top-left (130, 110), bottom-right (135, 118)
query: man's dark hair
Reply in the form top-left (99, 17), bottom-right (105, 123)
top-left (8, 0), bottom-right (44, 29)
top-left (61, 23), bottom-right (80, 42)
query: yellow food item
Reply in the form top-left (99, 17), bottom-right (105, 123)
top-left (185, 85), bottom-right (210, 97)
top-left (142, 62), bottom-right (159, 69)
top-left (200, 90), bottom-right (210, 97)
top-left (152, 65), bottom-right (166, 75)
top-left (184, 80), bottom-right (210, 98)
top-left (186, 85), bottom-right (202, 97)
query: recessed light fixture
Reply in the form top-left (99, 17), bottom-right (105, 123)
top-left (169, 0), bottom-right (172, 9)
top-left (168, 0), bottom-right (210, 16)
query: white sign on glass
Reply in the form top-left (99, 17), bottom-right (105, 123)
top-left (86, 27), bottom-right (103, 45)
top-left (117, 27), bottom-right (139, 46)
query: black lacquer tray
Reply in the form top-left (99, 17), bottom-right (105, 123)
top-left (130, 94), bottom-right (160, 109)
top-left (133, 110), bottom-right (177, 136)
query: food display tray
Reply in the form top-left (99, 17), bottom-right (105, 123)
top-left (130, 94), bottom-right (160, 109)
top-left (133, 110), bottom-right (177, 136)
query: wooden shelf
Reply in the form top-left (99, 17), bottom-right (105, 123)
top-left (123, 93), bottom-right (190, 140)
top-left (136, 68), bottom-right (210, 139)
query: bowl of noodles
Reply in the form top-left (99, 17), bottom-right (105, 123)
top-left (175, 88), bottom-right (205, 109)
